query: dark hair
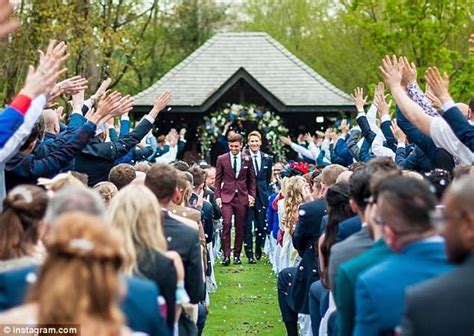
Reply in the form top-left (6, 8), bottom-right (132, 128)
top-left (20, 122), bottom-right (41, 151)
top-left (108, 164), bottom-right (136, 190)
top-left (366, 157), bottom-right (401, 191)
top-left (348, 162), bottom-right (366, 172)
top-left (171, 160), bottom-right (190, 172)
top-left (228, 133), bottom-right (243, 143)
top-left (469, 96), bottom-right (474, 112)
top-left (375, 176), bottom-right (436, 233)
top-left (424, 169), bottom-right (452, 202)
top-left (145, 164), bottom-right (178, 203)
top-left (349, 168), bottom-right (372, 212)
top-left (320, 182), bottom-right (354, 287)
top-left (189, 166), bottom-right (206, 187)
top-left (0, 185), bottom-right (48, 259)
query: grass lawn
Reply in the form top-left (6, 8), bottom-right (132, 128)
top-left (204, 256), bottom-right (285, 335)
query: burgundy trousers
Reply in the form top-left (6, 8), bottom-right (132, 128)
top-left (221, 201), bottom-right (248, 258)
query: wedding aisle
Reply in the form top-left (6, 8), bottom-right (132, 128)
top-left (205, 257), bottom-right (285, 335)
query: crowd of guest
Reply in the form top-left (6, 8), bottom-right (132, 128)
top-left (0, 2), bottom-right (474, 335)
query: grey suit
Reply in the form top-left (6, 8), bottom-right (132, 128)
top-left (401, 253), bottom-right (473, 336)
top-left (328, 225), bottom-right (373, 295)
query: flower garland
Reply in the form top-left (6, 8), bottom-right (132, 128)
top-left (199, 104), bottom-right (289, 160)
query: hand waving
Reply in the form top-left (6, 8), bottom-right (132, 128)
top-left (374, 93), bottom-right (392, 116)
top-left (400, 56), bottom-right (417, 86)
top-left (351, 87), bottom-right (367, 112)
top-left (379, 55), bottom-right (403, 89)
top-left (279, 135), bottom-right (292, 146)
top-left (0, 0), bottom-right (19, 40)
top-left (390, 120), bottom-right (406, 144)
top-left (424, 67), bottom-right (451, 105)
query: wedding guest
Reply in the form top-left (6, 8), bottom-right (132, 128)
top-left (353, 176), bottom-right (454, 336)
top-left (402, 175), bottom-right (474, 336)
top-left (0, 212), bottom-right (131, 335)
top-left (93, 181), bottom-right (118, 206)
top-left (109, 185), bottom-right (182, 331)
top-left (0, 185), bottom-right (48, 271)
top-left (108, 163), bottom-right (136, 190)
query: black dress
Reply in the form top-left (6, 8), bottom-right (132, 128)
top-left (137, 248), bottom-right (177, 330)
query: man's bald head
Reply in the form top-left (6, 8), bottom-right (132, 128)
top-left (43, 109), bottom-right (60, 134)
top-left (442, 176), bottom-right (474, 262)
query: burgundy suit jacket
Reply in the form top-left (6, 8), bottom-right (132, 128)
top-left (214, 152), bottom-right (257, 205)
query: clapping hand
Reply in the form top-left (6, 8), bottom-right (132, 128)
top-left (425, 84), bottom-right (443, 110)
top-left (279, 135), bottom-right (292, 146)
top-left (351, 87), bottom-right (367, 112)
top-left (249, 195), bottom-right (255, 207)
top-left (390, 120), bottom-right (406, 144)
top-left (379, 55), bottom-right (403, 89)
top-left (374, 92), bottom-right (392, 117)
top-left (424, 67), bottom-right (451, 105)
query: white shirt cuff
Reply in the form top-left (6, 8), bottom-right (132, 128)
top-left (442, 100), bottom-right (456, 112)
top-left (121, 115), bottom-right (130, 121)
top-left (397, 143), bottom-right (405, 148)
top-left (381, 114), bottom-right (391, 123)
top-left (356, 112), bottom-right (366, 119)
top-left (144, 115), bottom-right (155, 124)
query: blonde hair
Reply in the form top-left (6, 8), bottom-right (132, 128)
top-left (37, 171), bottom-right (85, 192)
top-left (93, 182), bottom-right (118, 205)
top-left (27, 212), bottom-right (124, 334)
top-left (108, 185), bottom-right (167, 275)
top-left (283, 176), bottom-right (306, 234)
top-left (280, 177), bottom-right (290, 197)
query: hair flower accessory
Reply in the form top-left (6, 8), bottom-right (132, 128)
top-left (69, 238), bottom-right (94, 252)
top-left (291, 162), bottom-right (309, 175)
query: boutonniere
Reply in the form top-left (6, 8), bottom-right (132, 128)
top-left (263, 154), bottom-right (269, 159)
top-left (244, 156), bottom-right (250, 162)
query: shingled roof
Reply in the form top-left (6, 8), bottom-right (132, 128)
top-left (133, 32), bottom-right (353, 112)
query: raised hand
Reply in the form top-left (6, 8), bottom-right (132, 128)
top-left (340, 119), bottom-right (349, 135)
top-left (279, 135), bottom-right (293, 146)
top-left (151, 90), bottom-right (172, 115)
top-left (70, 89), bottom-right (85, 112)
top-left (303, 132), bottom-right (313, 143)
top-left (351, 87), bottom-right (367, 112)
top-left (379, 55), bottom-right (403, 89)
top-left (94, 78), bottom-right (112, 100)
top-left (390, 120), bottom-right (406, 144)
top-left (20, 41), bottom-right (69, 100)
top-left (0, 0), bottom-right (19, 40)
top-left (56, 76), bottom-right (88, 95)
top-left (374, 81), bottom-right (385, 98)
top-left (424, 67), bottom-right (451, 105)
top-left (469, 33), bottom-right (474, 54)
top-left (374, 93), bottom-right (392, 116)
top-left (400, 56), bottom-right (417, 86)
top-left (90, 91), bottom-right (122, 124)
top-left (114, 95), bottom-right (134, 117)
top-left (425, 84), bottom-right (442, 110)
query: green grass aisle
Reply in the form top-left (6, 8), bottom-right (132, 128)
top-left (204, 257), bottom-right (285, 335)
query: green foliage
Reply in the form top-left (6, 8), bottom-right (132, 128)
top-left (240, 0), bottom-right (474, 102)
top-left (0, 0), bottom-right (228, 104)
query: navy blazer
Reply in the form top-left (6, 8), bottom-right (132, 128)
top-left (290, 198), bottom-right (327, 314)
top-left (0, 265), bottom-right (169, 336)
top-left (442, 105), bottom-right (474, 151)
top-left (248, 151), bottom-right (273, 206)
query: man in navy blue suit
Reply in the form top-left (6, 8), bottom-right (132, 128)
top-left (244, 131), bottom-right (273, 263)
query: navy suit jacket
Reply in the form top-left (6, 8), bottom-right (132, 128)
top-left (0, 265), bottom-right (169, 336)
top-left (290, 198), bottom-right (327, 313)
top-left (248, 151), bottom-right (273, 206)
top-left (442, 105), bottom-right (474, 151)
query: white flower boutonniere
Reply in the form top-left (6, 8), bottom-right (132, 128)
top-left (244, 156), bottom-right (250, 162)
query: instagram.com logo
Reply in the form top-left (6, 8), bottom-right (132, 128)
top-left (3, 326), bottom-right (11, 334)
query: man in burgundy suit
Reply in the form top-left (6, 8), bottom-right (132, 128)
top-left (215, 133), bottom-right (257, 266)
